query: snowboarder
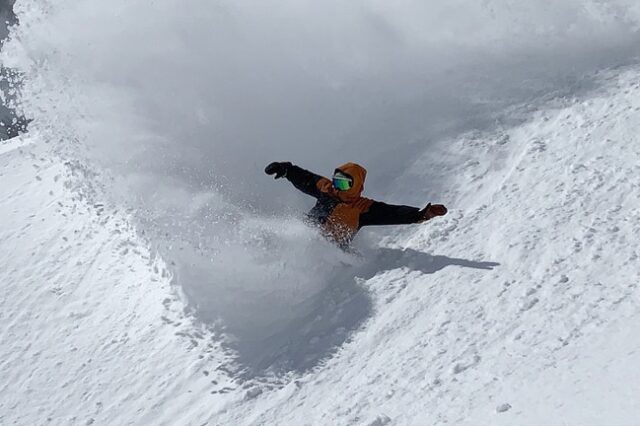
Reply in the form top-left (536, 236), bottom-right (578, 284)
top-left (265, 161), bottom-right (447, 248)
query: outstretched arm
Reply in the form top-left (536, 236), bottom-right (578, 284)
top-left (359, 201), bottom-right (447, 227)
top-left (265, 162), bottom-right (330, 199)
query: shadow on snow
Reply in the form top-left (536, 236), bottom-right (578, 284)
top-left (184, 246), bottom-right (500, 380)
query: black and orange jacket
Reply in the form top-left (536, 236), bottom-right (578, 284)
top-left (285, 162), bottom-right (425, 247)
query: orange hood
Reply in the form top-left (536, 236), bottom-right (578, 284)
top-left (334, 162), bottom-right (367, 203)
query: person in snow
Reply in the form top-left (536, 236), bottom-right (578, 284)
top-left (265, 161), bottom-right (448, 248)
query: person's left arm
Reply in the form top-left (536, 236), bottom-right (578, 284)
top-left (359, 201), bottom-right (447, 227)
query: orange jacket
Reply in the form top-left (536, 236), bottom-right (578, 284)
top-left (285, 162), bottom-right (425, 247)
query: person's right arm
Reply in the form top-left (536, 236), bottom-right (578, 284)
top-left (265, 162), bottom-right (330, 199)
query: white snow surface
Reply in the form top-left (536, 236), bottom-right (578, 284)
top-left (2, 68), bottom-right (640, 425)
top-left (2, 1), bottom-right (640, 425)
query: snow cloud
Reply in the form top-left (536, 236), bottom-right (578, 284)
top-left (3, 0), bottom-right (640, 373)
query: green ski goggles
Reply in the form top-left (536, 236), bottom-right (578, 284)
top-left (332, 171), bottom-right (353, 191)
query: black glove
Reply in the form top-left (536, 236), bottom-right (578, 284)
top-left (264, 161), bottom-right (292, 179)
top-left (419, 203), bottom-right (447, 221)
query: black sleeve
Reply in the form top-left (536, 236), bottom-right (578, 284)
top-left (359, 201), bottom-right (423, 227)
top-left (285, 165), bottom-right (326, 198)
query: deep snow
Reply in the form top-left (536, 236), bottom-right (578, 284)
top-left (2, 0), bottom-right (640, 425)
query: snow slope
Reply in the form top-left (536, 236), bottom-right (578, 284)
top-left (2, 66), bottom-right (639, 425)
